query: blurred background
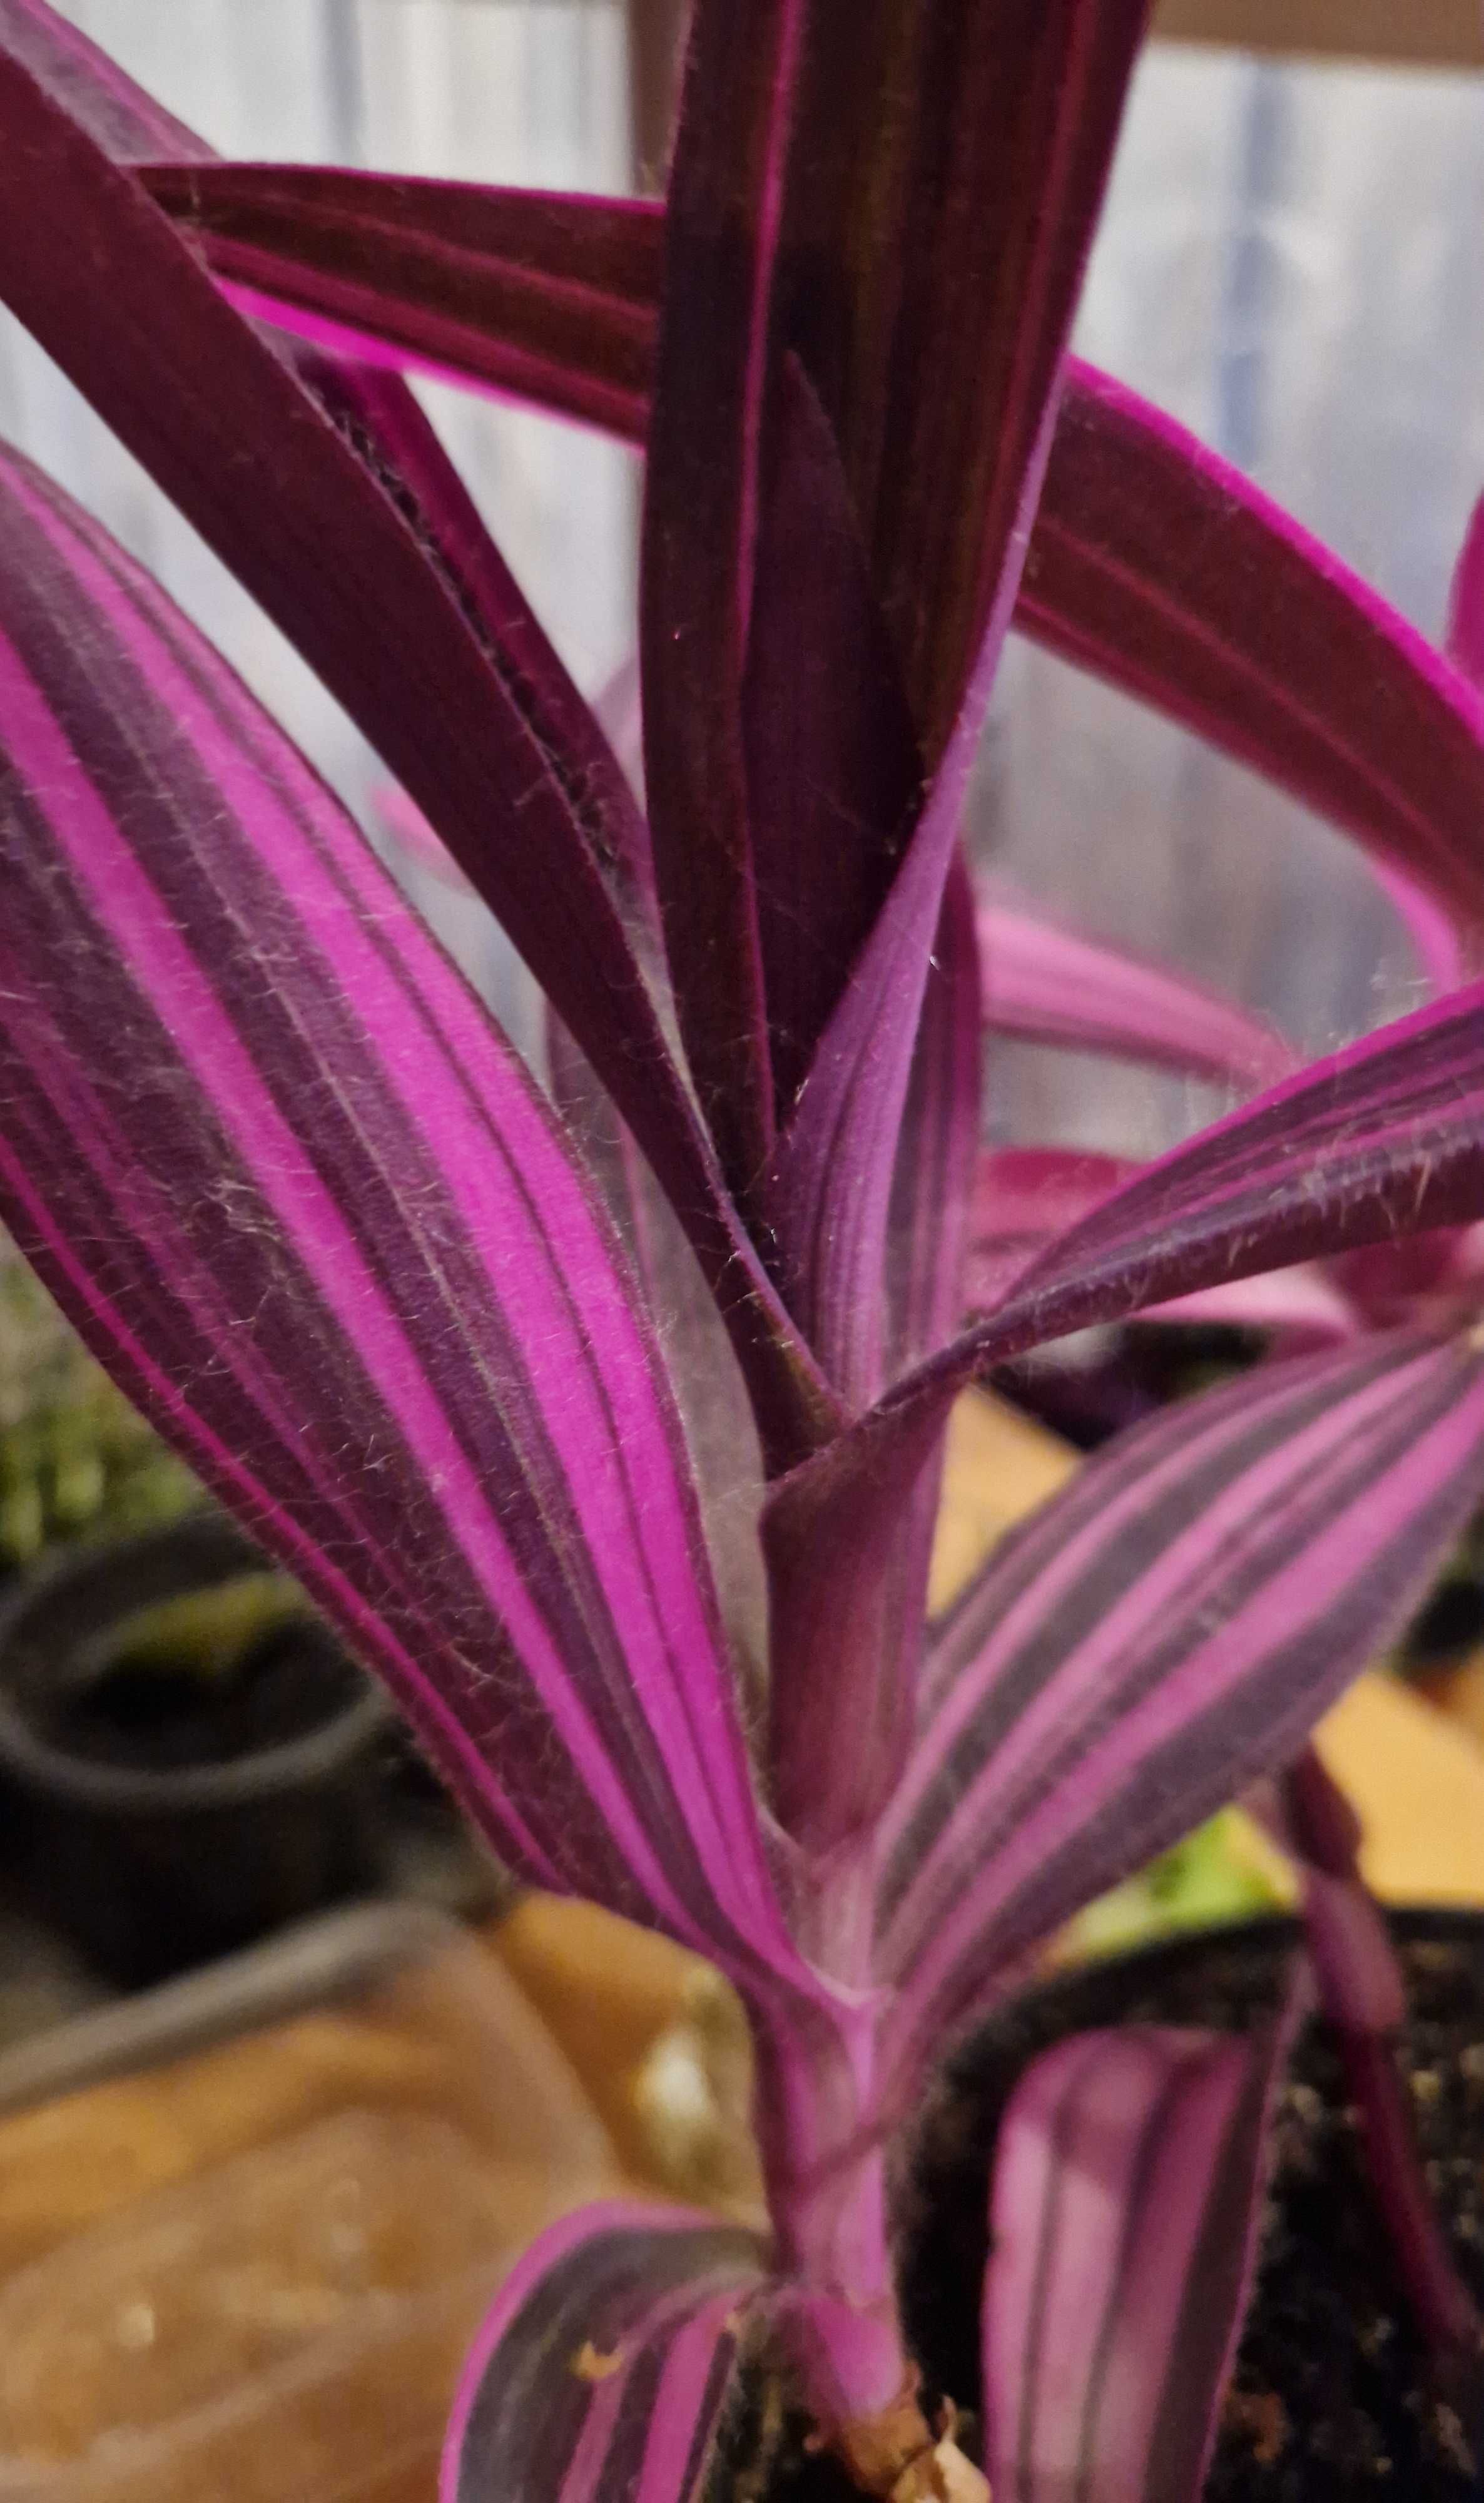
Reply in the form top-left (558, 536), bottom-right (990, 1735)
top-left (0, 8), bottom-right (1483, 2496)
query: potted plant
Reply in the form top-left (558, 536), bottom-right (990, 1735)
top-left (1, 1), bottom-right (1484, 2496)
top-left (0, 1514), bottom-right (390, 1989)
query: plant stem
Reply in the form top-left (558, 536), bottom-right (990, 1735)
top-left (1284, 1751), bottom-right (1483, 2370)
top-left (751, 1999), bottom-right (914, 2438)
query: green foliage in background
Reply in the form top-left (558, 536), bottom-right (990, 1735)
top-left (0, 1238), bottom-right (198, 1568)
top-left (1060, 1808), bottom-right (1288, 1962)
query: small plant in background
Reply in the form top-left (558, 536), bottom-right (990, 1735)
top-left (0, 1231), bottom-right (196, 1566)
top-left (4, 3), bottom-right (1484, 2497)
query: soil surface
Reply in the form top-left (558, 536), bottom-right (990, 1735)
top-left (714, 1915), bottom-right (1484, 2500)
top-left (38, 1623), bottom-right (364, 1772)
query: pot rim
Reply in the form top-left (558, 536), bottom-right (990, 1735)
top-left (0, 1515), bottom-right (389, 1812)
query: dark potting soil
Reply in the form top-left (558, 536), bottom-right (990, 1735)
top-left (712, 1916), bottom-right (1484, 2501)
top-left (37, 1621), bottom-right (363, 1773)
top-left (1403, 1570), bottom-right (1484, 1670)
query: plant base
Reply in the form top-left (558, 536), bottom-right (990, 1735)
top-left (711, 1914), bottom-right (1484, 2500)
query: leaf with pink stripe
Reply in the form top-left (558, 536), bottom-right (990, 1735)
top-left (141, 161), bottom-right (659, 442)
top-left (765, 981), bottom-right (1484, 1757)
top-left (887, 857), bottom-right (983, 1377)
top-left (0, 439), bottom-right (821, 2002)
top-left (967, 1150), bottom-right (1357, 1345)
top-left (442, 2203), bottom-right (766, 2503)
top-left (982, 2007), bottom-right (1296, 2503)
top-left (905, 972), bottom-right (1484, 1407)
top-left (877, 1330), bottom-right (1484, 2081)
top-left (1022, 362), bottom-right (1484, 969)
top-left (143, 164), bottom-right (1484, 982)
top-left (978, 901), bottom-right (1292, 1090)
top-left (764, 857), bottom-right (980, 1850)
top-left (753, 0), bottom-right (1148, 1413)
top-left (0, 3), bottom-right (827, 1472)
top-left (1276, 1751), bottom-right (1482, 2365)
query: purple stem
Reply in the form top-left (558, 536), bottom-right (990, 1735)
top-left (1284, 1750), bottom-right (1483, 2371)
top-left (751, 1999), bottom-right (911, 2436)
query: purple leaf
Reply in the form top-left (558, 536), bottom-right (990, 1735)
top-left (547, 1011), bottom-right (770, 1685)
top-left (761, 1392), bottom-right (953, 1850)
top-left (0, 4), bottom-right (830, 1471)
top-left (643, 0), bottom-right (1147, 1218)
top-left (147, 168), bottom-right (1484, 975)
top-left (887, 856), bottom-right (984, 1377)
top-left (442, 2202), bottom-right (765, 2503)
top-left (743, 352), bottom-right (924, 1116)
top-left (0, 441), bottom-right (816, 1995)
top-left (982, 2006), bottom-right (1298, 2503)
top-left (141, 162), bottom-right (659, 441)
top-left (779, 977), bottom-right (1484, 1612)
top-left (140, 160), bottom-right (659, 439)
top-left (636, 0), bottom-right (804, 1190)
top-left (764, 860), bottom-right (980, 1848)
top-left (1024, 363), bottom-right (1484, 958)
top-left (1134, 1268), bottom-right (1359, 1348)
top-left (912, 975), bottom-right (1484, 1402)
top-left (877, 1330), bottom-right (1484, 2079)
top-left (765, 0), bottom-right (1151, 775)
top-left (764, 813), bottom-right (972, 1414)
top-left (752, 0), bottom-right (1147, 1419)
top-left (1278, 1751), bottom-right (1483, 2364)
top-left (756, 861), bottom-right (976, 1862)
top-left (965, 1150), bottom-right (1354, 1344)
top-left (1447, 491), bottom-right (1484, 696)
top-left (966, 1146), bottom-right (1139, 1314)
top-left (978, 901), bottom-right (1293, 1089)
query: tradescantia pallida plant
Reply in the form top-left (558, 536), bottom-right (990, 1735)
top-left (6, 0), bottom-right (1484, 2494)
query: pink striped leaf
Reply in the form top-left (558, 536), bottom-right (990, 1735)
top-left (1021, 364), bottom-right (1484, 959)
top-left (147, 167), bottom-right (1484, 969)
top-left (547, 1011), bottom-right (771, 1686)
top-left (750, 0), bottom-right (1146, 1407)
top-left (982, 2009), bottom-right (1295, 2503)
top-left (766, 858), bottom-right (981, 1847)
top-left (966, 1151), bottom-right (1358, 1343)
top-left (642, 0), bottom-right (1147, 1236)
top-left (0, 439), bottom-right (825, 2001)
top-left (136, 160), bottom-right (659, 441)
top-left (756, 0), bottom-right (1151, 776)
top-left (978, 902), bottom-right (1293, 1089)
top-left (636, 0), bottom-right (808, 1188)
top-left (768, 983), bottom-right (1484, 1732)
top-left (876, 1331), bottom-right (1484, 2082)
top-left (908, 974), bottom-right (1484, 1403)
top-left (442, 2203), bottom-right (766, 2503)
top-left (0, 5), bottom-right (829, 1471)
top-left (886, 856), bottom-right (984, 1379)
top-left (141, 161), bottom-right (658, 441)
top-left (742, 350), bottom-right (924, 1122)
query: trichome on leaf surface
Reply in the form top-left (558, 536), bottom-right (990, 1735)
top-left (1, 2), bottom-right (1483, 2496)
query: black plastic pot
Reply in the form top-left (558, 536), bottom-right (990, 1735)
top-left (0, 1516), bottom-right (390, 1989)
top-left (710, 1914), bottom-right (1484, 2502)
